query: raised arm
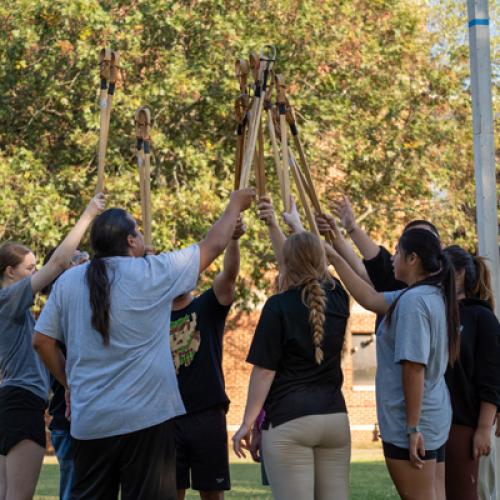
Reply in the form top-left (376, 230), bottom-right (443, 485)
top-left (213, 218), bottom-right (245, 306)
top-left (333, 195), bottom-right (380, 260)
top-left (31, 194), bottom-right (106, 294)
top-left (324, 243), bottom-right (388, 315)
top-left (316, 213), bottom-right (372, 284)
top-left (257, 196), bottom-right (286, 270)
top-left (198, 189), bottom-right (254, 273)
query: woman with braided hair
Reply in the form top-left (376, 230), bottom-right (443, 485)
top-left (233, 230), bottom-right (351, 500)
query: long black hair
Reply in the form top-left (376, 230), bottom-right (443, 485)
top-left (386, 228), bottom-right (460, 365)
top-left (444, 245), bottom-right (495, 310)
top-left (86, 209), bottom-right (137, 345)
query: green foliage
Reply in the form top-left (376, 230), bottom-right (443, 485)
top-left (1, 0), bottom-right (495, 305)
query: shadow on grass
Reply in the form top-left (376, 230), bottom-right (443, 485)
top-left (35, 461), bottom-right (398, 499)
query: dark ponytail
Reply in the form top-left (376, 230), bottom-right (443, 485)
top-left (86, 209), bottom-right (137, 345)
top-left (444, 245), bottom-right (495, 311)
top-left (386, 229), bottom-right (460, 365)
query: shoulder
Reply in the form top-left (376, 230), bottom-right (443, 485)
top-left (55, 263), bottom-right (88, 288)
top-left (329, 279), bottom-right (348, 301)
top-left (469, 303), bottom-right (500, 329)
top-left (0, 276), bottom-right (31, 300)
top-left (262, 290), bottom-right (296, 314)
top-left (195, 287), bottom-right (215, 306)
top-left (396, 286), bottom-right (443, 314)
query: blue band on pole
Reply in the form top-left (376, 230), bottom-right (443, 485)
top-left (468, 19), bottom-right (489, 28)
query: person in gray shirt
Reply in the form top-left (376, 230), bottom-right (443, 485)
top-left (33, 188), bottom-right (254, 500)
top-left (0, 193), bottom-right (105, 500)
top-left (318, 217), bottom-right (460, 500)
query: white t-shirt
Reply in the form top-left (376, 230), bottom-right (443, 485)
top-left (35, 245), bottom-right (200, 440)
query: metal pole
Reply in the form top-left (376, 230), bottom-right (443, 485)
top-left (466, 0), bottom-right (500, 319)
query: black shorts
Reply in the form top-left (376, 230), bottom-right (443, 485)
top-left (72, 419), bottom-right (176, 500)
top-left (383, 441), bottom-right (446, 463)
top-left (0, 386), bottom-right (47, 455)
top-left (174, 405), bottom-right (230, 491)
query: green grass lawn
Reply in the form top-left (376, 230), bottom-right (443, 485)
top-left (35, 451), bottom-right (398, 499)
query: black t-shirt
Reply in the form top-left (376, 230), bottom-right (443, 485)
top-left (363, 246), bottom-right (406, 292)
top-left (445, 298), bottom-right (500, 428)
top-left (170, 288), bottom-right (231, 414)
top-left (247, 281), bottom-right (350, 429)
top-left (363, 246), bottom-right (406, 330)
top-left (48, 342), bottom-right (69, 432)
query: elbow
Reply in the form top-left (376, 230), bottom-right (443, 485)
top-left (32, 332), bottom-right (52, 354)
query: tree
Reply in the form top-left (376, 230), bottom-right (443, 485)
top-left (0, 0), bottom-right (491, 306)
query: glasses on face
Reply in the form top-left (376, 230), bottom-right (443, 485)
top-left (71, 251), bottom-right (90, 266)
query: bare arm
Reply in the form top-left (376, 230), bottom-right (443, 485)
top-left (32, 333), bottom-right (68, 388)
top-left (198, 189), bottom-right (254, 273)
top-left (257, 197), bottom-right (286, 270)
top-left (324, 244), bottom-right (388, 314)
top-left (473, 401), bottom-right (497, 458)
top-left (213, 218), bottom-right (245, 306)
top-left (316, 214), bottom-right (372, 283)
top-left (333, 196), bottom-right (380, 260)
top-left (31, 194), bottom-right (106, 294)
top-left (232, 365), bottom-right (276, 458)
top-left (402, 361), bottom-right (426, 469)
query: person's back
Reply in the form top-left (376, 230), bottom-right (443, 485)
top-left (254, 284), bottom-right (348, 430)
top-left (34, 192), bottom-right (255, 500)
top-left (44, 250), bottom-right (199, 439)
top-left (234, 231), bottom-right (352, 500)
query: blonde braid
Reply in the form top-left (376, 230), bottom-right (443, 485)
top-left (302, 279), bottom-right (327, 364)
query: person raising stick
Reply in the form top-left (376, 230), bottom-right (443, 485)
top-left (318, 214), bottom-right (459, 500)
top-left (0, 194), bottom-right (105, 500)
top-left (332, 195), bottom-right (440, 291)
top-left (443, 246), bottom-right (500, 500)
top-left (33, 189), bottom-right (254, 500)
top-left (170, 217), bottom-right (246, 500)
top-left (233, 198), bottom-right (351, 500)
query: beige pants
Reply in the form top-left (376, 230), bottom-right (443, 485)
top-left (262, 412), bottom-right (351, 500)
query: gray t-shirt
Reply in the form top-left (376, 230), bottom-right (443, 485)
top-left (0, 277), bottom-right (50, 400)
top-left (376, 285), bottom-right (452, 450)
top-left (35, 245), bottom-right (200, 440)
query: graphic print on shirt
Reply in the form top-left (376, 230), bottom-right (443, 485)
top-left (170, 312), bottom-right (200, 373)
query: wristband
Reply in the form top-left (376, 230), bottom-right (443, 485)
top-left (406, 425), bottom-right (421, 435)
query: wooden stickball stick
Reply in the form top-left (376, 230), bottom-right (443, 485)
top-left (286, 102), bottom-right (335, 242)
top-left (135, 106), bottom-right (152, 246)
top-left (276, 74), bottom-right (291, 211)
top-left (266, 106), bottom-right (286, 207)
top-left (96, 47), bottom-right (112, 193)
top-left (257, 120), bottom-right (266, 197)
top-left (289, 150), bottom-right (320, 237)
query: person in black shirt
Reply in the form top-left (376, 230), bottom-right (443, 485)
top-left (170, 218), bottom-right (245, 500)
top-left (233, 229), bottom-right (351, 500)
top-left (443, 246), bottom-right (500, 500)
